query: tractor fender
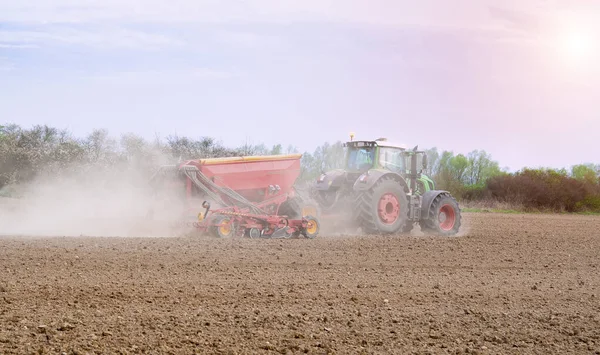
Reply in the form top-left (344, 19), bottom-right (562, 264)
top-left (421, 190), bottom-right (451, 219)
top-left (313, 169), bottom-right (347, 191)
top-left (352, 170), bottom-right (410, 193)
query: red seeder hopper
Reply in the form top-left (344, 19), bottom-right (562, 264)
top-left (148, 154), bottom-right (320, 239)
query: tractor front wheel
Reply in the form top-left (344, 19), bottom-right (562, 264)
top-left (279, 195), bottom-right (321, 220)
top-left (358, 177), bottom-right (409, 234)
top-left (419, 193), bottom-right (461, 236)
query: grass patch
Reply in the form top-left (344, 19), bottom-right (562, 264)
top-left (572, 211), bottom-right (600, 216)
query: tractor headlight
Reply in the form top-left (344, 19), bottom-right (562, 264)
top-left (317, 174), bottom-right (326, 183)
top-left (197, 212), bottom-right (204, 222)
top-left (358, 173), bottom-right (368, 183)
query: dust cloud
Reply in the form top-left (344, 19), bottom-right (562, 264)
top-left (0, 168), bottom-right (471, 238)
top-left (0, 168), bottom-right (188, 237)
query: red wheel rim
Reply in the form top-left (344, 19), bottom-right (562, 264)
top-left (438, 204), bottom-right (456, 231)
top-left (378, 193), bottom-right (400, 224)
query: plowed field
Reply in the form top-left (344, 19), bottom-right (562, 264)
top-left (1, 213), bottom-right (599, 354)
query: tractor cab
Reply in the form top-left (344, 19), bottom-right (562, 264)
top-left (344, 138), bottom-right (408, 174)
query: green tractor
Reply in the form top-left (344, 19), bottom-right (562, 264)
top-left (311, 136), bottom-right (461, 236)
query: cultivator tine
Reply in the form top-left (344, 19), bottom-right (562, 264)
top-left (269, 227), bottom-right (293, 239)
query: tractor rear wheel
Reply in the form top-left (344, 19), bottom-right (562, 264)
top-left (358, 177), bottom-right (409, 234)
top-left (419, 193), bottom-right (461, 236)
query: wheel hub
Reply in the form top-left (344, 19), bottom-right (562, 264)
top-left (438, 212), bottom-right (447, 223)
top-left (438, 204), bottom-right (456, 231)
top-left (378, 193), bottom-right (400, 224)
top-left (306, 220), bottom-right (318, 235)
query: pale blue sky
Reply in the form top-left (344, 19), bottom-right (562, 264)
top-left (1, 0), bottom-right (599, 171)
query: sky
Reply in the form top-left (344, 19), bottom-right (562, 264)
top-left (0, 0), bottom-right (599, 171)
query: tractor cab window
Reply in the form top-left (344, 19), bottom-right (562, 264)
top-left (347, 147), bottom-right (375, 171)
top-left (379, 147), bottom-right (405, 173)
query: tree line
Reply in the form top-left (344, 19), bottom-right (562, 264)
top-left (1, 124), bottom-right (599, 212)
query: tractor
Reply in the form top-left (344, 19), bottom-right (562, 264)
top-left (311, 135), bottom-right (461, 236)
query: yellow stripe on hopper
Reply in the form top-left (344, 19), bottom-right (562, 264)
top-left (195, 154), bottom-right (302, 165)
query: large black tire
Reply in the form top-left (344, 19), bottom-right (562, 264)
top-left (313, 189), bottom-right (338, 212)
top-left (279, 195), bottom-right (321, 220)
top-left (419, 193), bottom-right (462, 236)
top-left (357, 177), bottom-right (409, 234)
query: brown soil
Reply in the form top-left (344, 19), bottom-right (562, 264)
top-left (1, 213), bottom-right (599, 354)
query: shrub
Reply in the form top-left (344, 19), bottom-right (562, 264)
top-left (461, 184), bottom-right (488, 201)
top-left (486, 168), bottom-right (599, 212)
top-left (575, 196), bottom-right (600, 213)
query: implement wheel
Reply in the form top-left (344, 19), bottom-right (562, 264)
top-left (419, 193), bottom-right (461, 236)
top-left (302, 215), bottom-right (320, 239)
top-left (211, 215), bottom-right (235, 238)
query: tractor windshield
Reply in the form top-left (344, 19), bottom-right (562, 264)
top-left (379, 147), bottom-right (406, 173)
top-left (346, 146), bottom-right (375, 171)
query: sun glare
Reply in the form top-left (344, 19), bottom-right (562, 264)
top-left (544, 10), bottom-right (600, 76)
top-left (562, 30), bottom-right (595, 61)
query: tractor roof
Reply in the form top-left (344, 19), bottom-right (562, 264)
top-left (374, 141), bottom-right (408, 149)
top-left (346, 139), bottom-right (408, 150)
